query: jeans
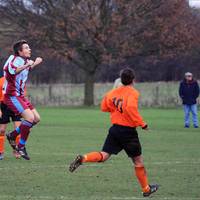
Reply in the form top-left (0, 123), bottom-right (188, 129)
top-left (183, 104), bottom-right (199, 127)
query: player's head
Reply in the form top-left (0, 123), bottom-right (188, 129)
top-left (13, 40), bottom-right (31, 58)
top-left (120, 68), bottom-right (135, 86)
top-left (185, 72), bottom-right (193, 81)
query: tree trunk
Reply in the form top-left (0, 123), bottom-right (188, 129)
top-left (84, 71), bottom-right (95, 106)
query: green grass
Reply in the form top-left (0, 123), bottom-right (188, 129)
top-left (0, 107), bottom-right (200, 200)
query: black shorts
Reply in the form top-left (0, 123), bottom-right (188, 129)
top-left (102, 124), bottom-right (142, 157)
top-left (0, 103), bottom-right (21, 124)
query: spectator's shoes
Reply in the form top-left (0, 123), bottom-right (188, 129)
top-left (143, 184), bottom-right (159, 197)
top-left (184, 125), bottom-right (190, 128)
top-left (194, 125), bottom-right (199, 128)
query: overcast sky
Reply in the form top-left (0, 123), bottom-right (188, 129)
top-left (189, 0), bottom-right (200, 8)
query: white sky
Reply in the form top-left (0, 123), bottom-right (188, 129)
top-left (189, 0), bottom-right (200, 8)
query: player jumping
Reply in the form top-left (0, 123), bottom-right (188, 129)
top-left (69, 68), bottom-right (159, 197)
top-left (3, 40), bottom-right (42, 160)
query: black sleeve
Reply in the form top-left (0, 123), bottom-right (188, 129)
top-left (179, 82), bottom-right (184, 98)
top-left (194, 82), bottom-right (200, 99)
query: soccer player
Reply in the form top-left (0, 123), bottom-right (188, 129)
top-left (3, 40), bottom-right (42, 160)
top-left (69, 68), bottom-right (159, 197)
top-left (0, 76), bottom-right (21, 160)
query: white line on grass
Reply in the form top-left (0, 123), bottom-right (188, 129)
top-left (0, 196), bottom-right (199, 200)
top-left (0, 160), bottom-right (200, 171)
top-left (112, 197), bottom-right (200, 200)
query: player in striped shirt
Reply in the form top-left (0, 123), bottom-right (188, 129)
top-left (3, 40), bottom-right (42, 160)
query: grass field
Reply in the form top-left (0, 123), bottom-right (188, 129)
top-left (0, 107), bottom-right (200, 200)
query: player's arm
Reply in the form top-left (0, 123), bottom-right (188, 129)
top-left (29, 57), bottom-right (43, 70)
top-left (101, 95), bottom-right (111, 112)
top-left (9, 58), bottom-right (33, 75)
top-left (15, 60), bottom-right (34, 74)
top-left (124, 93), bottom-right (147, 129)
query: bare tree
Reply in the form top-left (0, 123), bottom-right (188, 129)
top-left (0, 0), bottom-right (199, 105)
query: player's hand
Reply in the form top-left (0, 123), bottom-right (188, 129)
top-left (142, 124), bottom-right (148, 131)
top-left (34, 57), bottom-right (43, 66)
top-left (25, 60), bottom-right (34, 67)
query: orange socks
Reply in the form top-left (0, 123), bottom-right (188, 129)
top-left (135, 166), bottom-right (150, 193)
top-left (82, 152), bottom-right (103, 163)
top-left (15, 135), bottom-right (21, 145)
top-left (0, 135), bottom-right (5, 154)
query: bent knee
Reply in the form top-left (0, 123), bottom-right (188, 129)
top-left (24, 115), bottom-right (35, 123)
top-left (0, 129), bottom-right (6, 136)
top-left (34, 115), bottom-right (41, 124)
top-left (132, 155), bottom-right (144, 167)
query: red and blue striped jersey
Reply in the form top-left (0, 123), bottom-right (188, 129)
top-left (3, 55), bottom-right (30, 96)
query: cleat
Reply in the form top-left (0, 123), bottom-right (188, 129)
top-left (69, 155), bottom-right (84, 172)
top-left (143, 184), bottom-right (159, 197)
top-left (13, 150), bottom-right (21, 159)
top-left (0, 153), bottom-right (4, 160)
top-left (16, 146), bottom-right (30, 160)
top-left (6, 133), bottom-right (17, 150)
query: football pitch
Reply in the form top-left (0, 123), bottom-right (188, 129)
top-left (0, 107), bottom-right (200, 200)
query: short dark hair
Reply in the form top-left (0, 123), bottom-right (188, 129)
top-left (13, 40), bottom-right (28, 55)
top-left (120, 68), bottom-right (135, 85)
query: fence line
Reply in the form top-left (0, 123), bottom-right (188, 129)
top-left (26, 82), bottom-right (199, 107)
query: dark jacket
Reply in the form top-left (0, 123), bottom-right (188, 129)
top-left (179, 79), bottom-right (200, 105)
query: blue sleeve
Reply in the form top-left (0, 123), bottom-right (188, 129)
top-left (8, 57), bottom-right (24, 75)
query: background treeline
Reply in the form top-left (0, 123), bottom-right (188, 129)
top-left (0, 0), bottom-right (200, 105)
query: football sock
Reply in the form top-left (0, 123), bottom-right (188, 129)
top-left (82, 152), bottom-right (104, 163)
top-left (135, 166), bottom-right (150, 193)
top-left (15, 135), bottom-right (21, 145)
top-left (17, 120), bottom-right (33, 148)
top-left (10, 126), bottom-right (21, 139)
top-left (0, 135), bottom-right (5, 153)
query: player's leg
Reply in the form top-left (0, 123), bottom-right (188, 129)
top-left (12, 121), bottom-right (22, 159)
top-left (14, 123), bottom-right (21, 145)
top-left (5, 96), bottom-right (35, 160)
top-left (0, 124), bottom-right (7, 160)
top-left (183, 104), bottom-right (190, 128)
top-left (0, 103), bottom-right (11, 160)
top-left (31, 108), bottom-right (41, 125)
top-left (132, 156), bottom-right (158, 197)
top-left (191, 104), bottom-right (198, 128)
top-left (69, 151), bottom-right (110, 173)
top-left (122, 127), bottom-right (158, 197)
top-left (69, 125), bottom-right (120, 172)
